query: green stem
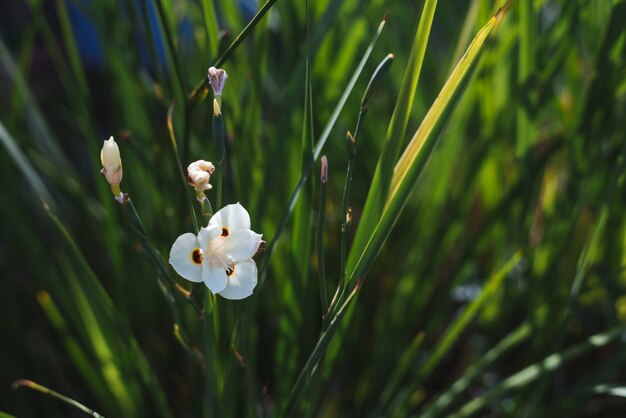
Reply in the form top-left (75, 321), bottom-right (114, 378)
top-left (317, 174), bottom-right (328, 312)
top-left (216, 167), bottom-right (223, 210)
top-left (203, 294), bottom-right (220, 418)
top-left (327, 114), bottom-right (362, 320)
top-left (123, 198), bottom-right (202, 315)
top-left (13, 380), bottom-right (104, 418)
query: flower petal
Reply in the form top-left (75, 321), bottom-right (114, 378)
top-left (217, 259), bottom-right (258, 300)
top-left (209, 203), bottom-right (251, 232)
top-left (198, 224), bottom-right (221, 247)
top-left (216, 230), bottom-right (263, 262)
top-left (169, 233), bottom-right (203, 282)
top-left (202, 262), bottom-right (228, 294)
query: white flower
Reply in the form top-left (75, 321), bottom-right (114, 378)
top-left (169, 203), bottom-right (262, 300)
top-left (207, 67), bottom-right (228, 96)
top-left (100, 136), bottom-right (123, 186)
top-left (187, 160), bottom-right (215, 192)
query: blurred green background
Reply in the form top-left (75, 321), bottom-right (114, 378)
top-left (1, 0), bottom-right (625, 417)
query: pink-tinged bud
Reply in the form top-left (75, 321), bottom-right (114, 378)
top-left (100, 136), bottom-right (124, 201)
top-left (320, 155), bottom-right (328, 184)
top-left (207, 67), bottom-right (228, 96)
top-left (187, 160), bottom-right (216, 201)
top-left (100, 136), bottom-right (123, 185)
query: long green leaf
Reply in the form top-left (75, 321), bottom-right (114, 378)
top-left (449, 323), bottom-right (626, 418)
top-left (347, 0), bottom-right (438, 274)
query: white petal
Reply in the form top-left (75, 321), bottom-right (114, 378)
top-left (216, 230), bottom-right (263, 262)
top-left (209, 203), bottom-right (251, 232)
top-left (217, 259), bottom-right (258, 300)
top-left (202, 262), bottom-right (228, 293)
top-left (169, 233), bottom-right (203, 283)
top-left (198, 224), bottom-right (221, 247)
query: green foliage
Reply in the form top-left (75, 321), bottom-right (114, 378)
top-left (1, 0), bottom-right (625, 417)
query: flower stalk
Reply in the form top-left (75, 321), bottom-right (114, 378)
top-left (317, 156), bottom-right (329, 312)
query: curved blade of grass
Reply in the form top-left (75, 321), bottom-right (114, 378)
top-left (0, 120), bottom-right (55, 210)
top-left (378, 252), bottom-right (522, 417)
top-left (342, 4), bottom-right (510, 304)
top-left (420, 252), bottom-right (522, 379)
top-left (281, 6), bottom-right (511, 415)
top-left (44, 204), bottom-right (173, 418)
top-left (389, 5), bottom-right (508, 203)
top-left (12, 379), bottom-right (105, 418)
top-left (419, 321), bottom-right (533, 418)
top-left (346, 0), bottom-right (438, 276)
top-left (449, 323), bottom-right (626, 418)
top-left (592, 385), bottom-right (626, 398)
top-left (258, 13), bottom-right (388, 286)
top-left (37, 291), bottom-right (117, 408)
top-left (0, 38), bottom-right (69, 170)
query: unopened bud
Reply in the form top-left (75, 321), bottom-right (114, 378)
top-left (320, 155), bottom-right (328, 184)
top-left (100, 136), bottom-right (124, 201)
top-left (346, 207), bottom-right (352, 230)
top-left (207, 67), bottom-right (228, 96)
top-left (187, 160), bottom-right (216, 202)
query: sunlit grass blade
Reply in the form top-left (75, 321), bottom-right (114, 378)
top-left (37, 291), bottom-right (116, 408)
top-left (346, 0), bottom-right (438, 275)
top-left (44, 204), bottom-right (173, 417)
top-left (449, 323), bottom-right (626, 418)
top-left (389, 5), bottom-right (509, 202)
top-left (419, 322), bottom-right (534, 418)
top-left (376, 253), bottom-right (521, 416)
top-left (343, 4), bottom-right (511, 304)
top-left (420, 252), bottom-right (522, 379)
top-left (12, 380), bottom-right (105, 418)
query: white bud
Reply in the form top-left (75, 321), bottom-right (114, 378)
top-left (100, 136), bottom-right (123, 186)
top-left (207, 67), bottom-right (228, 96)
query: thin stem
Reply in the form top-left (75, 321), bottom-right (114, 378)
top-left (317, 178), bottom-right (328, 312)
top-left (327, 113), bottom-right (363, 319)
top-left (203, 294), bottom-right (220, 418)
top-left (167, 102), bottom-right (200, 232)
top-left (13, 379), bottom-right (105, 417)
top-left (124, 198), bottom-right (203, 315)
top-left (282, 280), bottom-right (362, 418)
top-left (216, 166), bottom-right (223, 210)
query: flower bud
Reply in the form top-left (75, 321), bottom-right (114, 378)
top-left (320, 155), bottom-right (328, 184)
top-left (100, 136), bottom-right (124, 201)
top-left (207, 67), bottom-right (228, 96)
top-left (187, 160), bottom-right (216, 202)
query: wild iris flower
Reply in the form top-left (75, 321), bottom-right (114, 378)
top-left (169, 203), bottom-right (262, 300)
